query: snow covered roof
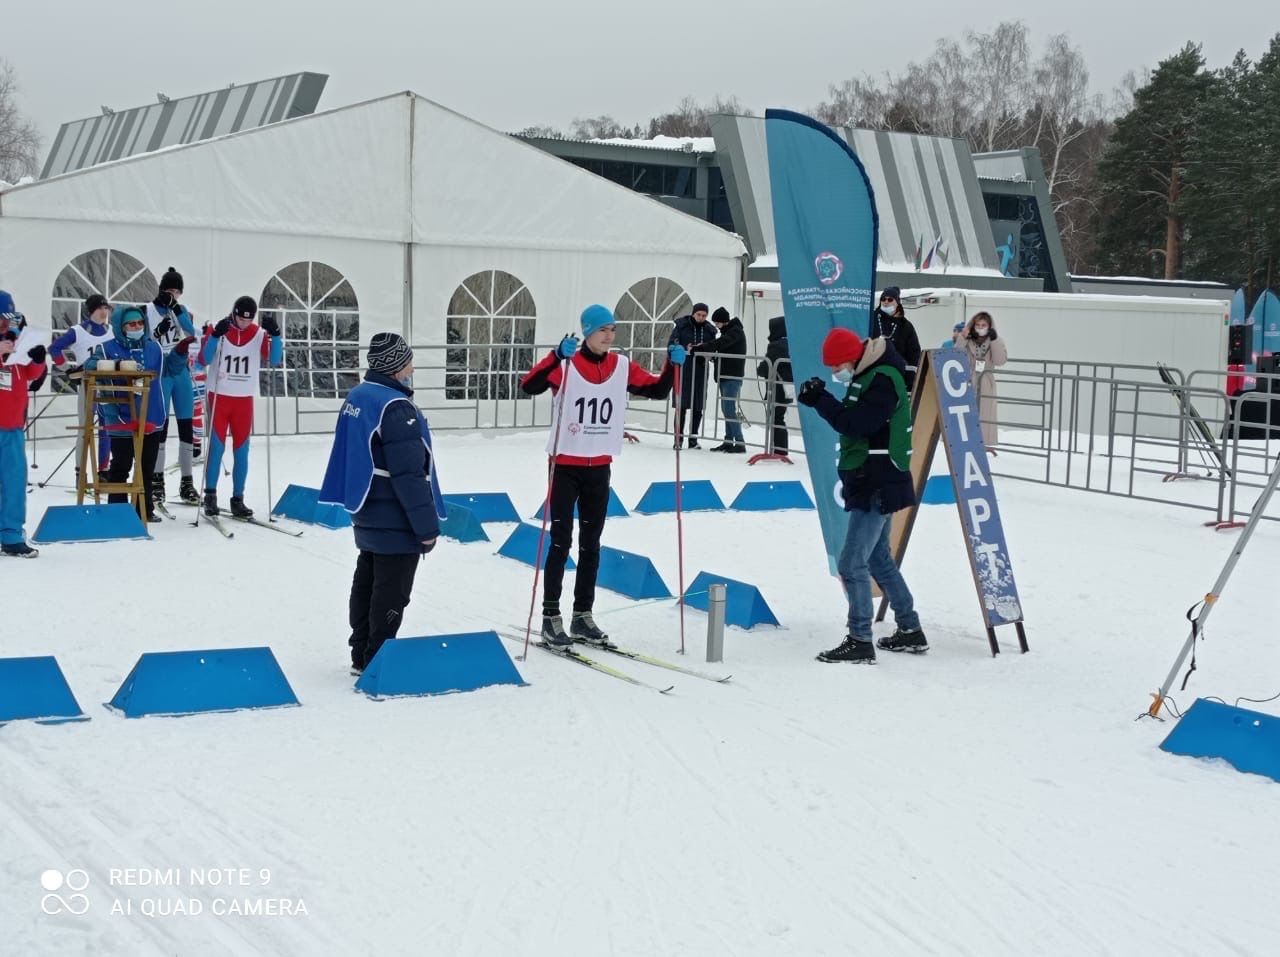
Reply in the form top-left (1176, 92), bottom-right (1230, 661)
top-left (749, 253), bottom-right (1004, 280)
top-left (1070, 274), bottom-right (1232, 289)
top-left (586, 135), bottom-right (716, 153)
top-left (0, 92), bottom-right (745, 260)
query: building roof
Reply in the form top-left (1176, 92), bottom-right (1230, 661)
top-left (3, 92), bottom-right (746, 260)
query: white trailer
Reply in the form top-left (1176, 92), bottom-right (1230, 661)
top-left (742, 282), bottom-right (1231, 440)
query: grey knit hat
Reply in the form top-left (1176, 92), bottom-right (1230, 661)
top-left (367, 333), bottom-right (412, 375)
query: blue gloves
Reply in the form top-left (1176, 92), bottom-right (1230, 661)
top-left (667, 343), bottom-right (687, 366)
top-left (556, 335), bottom-right (579, 360)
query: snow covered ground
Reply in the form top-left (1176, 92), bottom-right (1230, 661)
top-left (4, 429), bottom-right (1280, 956)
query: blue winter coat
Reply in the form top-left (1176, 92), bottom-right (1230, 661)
top-left (350, 371), bottom-right (441, 555)
top-left (84, 305), bottom-right (166, 432)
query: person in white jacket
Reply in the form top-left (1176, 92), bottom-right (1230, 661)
top-left (953, 312), bottom-right (1008, 450)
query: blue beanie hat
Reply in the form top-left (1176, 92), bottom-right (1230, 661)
top-left (580, 304), bottom-right (615, 338)
top-left (0, 290), bottom-right (16, 320)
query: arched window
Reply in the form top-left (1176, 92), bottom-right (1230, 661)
top-left (49, 249), bottom-right (156, 391)
top-left (445, 270), bottom-right (536, 400)
top-left (259, 261), bottom-right (359, 399)
top-left (613, 277), bottom-right (692, 372)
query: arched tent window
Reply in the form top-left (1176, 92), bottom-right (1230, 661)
top-left (445, 270), bottom-right (536, 400)
top-left (613, 277), bottom-right (692, 372)
top-left (259, 261), bottom-right (359, 399)
top-left (49, 249), bottom-right (157, 391)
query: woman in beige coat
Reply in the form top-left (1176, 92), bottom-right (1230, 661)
top-left (953, 311), bottom-right (1007, 450)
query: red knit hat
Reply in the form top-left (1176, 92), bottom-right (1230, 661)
top-left (821, 327), bottom-right (865, 367)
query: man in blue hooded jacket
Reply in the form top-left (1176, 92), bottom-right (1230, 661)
top-left (320, 332), bottom-right (445, 672)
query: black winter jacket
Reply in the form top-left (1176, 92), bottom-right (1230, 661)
top-left (756, 315), bottom-right (792, 385)
top-left (868, 309), bottom-right (922, 391)
top-left (352, 371), bottom-right (441, 555)
top-left (708, 317), bottom-right (747, 382)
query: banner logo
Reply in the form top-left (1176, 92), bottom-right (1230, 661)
top-left (814, 252), bottom-right (844, 286)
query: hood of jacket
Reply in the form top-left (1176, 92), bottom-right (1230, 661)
top-left (852, 336), bottom-right (907, 379)
top-left (109, 304), bottom-right (150, 348)
top-left (767, 315), bottom-right (787, 343)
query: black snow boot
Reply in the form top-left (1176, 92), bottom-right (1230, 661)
top-left (817, 636), bottom-right (877, 664)
top-left (540, 615), bottom-right (573, 648)
top-left (203, 491), bottom-right (220, 517)
top-left (876, 628), bottom-right (929, 654)
top-left (179, 476), bottom-right (201, 505)
top-left (571, 612), bottom-right (615, 649)
top-left (229, 497), bottom-right (254, 519)
top-left (1, 542), bottom-right (39, 559)
top-left (151, 472), bottom-right (166, 504)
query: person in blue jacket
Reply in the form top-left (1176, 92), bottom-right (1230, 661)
top-left (145, 267), bottom-right (200, 506)
top-left (319, 332), bottom-right (445, 673)
top-left (84, 305), bottom-right (167, 521)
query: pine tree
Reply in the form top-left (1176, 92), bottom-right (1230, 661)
top-left (1093, 44), bottom-right (1215, 279)
top-left (1181, 51), bottom-right (1263, 291)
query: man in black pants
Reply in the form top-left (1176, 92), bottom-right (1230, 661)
top-left (319, 333), bottom-right (445, 673)
top-left (521, 305), bottom-right (684, 648)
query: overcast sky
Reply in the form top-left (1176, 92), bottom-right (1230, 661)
top-left (6, 0), bottom-right (1277, 154)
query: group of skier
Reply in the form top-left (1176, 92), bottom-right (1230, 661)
top-left (0, 270), bottom-right (282, 554)
top-left (6, 275), bottom-right (948, 670)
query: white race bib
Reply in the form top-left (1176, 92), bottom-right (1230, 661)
top-left (546, 356), bottom-right (630, 458)
top-left (210, 328), bottom-right (265, 398)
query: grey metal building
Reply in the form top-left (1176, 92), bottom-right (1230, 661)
top-left (519, 118), bottom-right (1063, 294)
top-left (40, 72), bottom-right (329, 179)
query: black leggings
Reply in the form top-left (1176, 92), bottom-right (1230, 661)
top-left (543, 464), bottom-right (611, 615)
top-left (107, 432), bottom-right (161, 517)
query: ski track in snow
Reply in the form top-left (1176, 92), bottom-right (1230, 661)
top-left (5, 429), bottom-right (1280, 956)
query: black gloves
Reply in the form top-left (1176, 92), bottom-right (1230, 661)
top-left (260, 315), bottom-right (281, 337)
top-left (27, 344), bottom-right (47, 364)
top-left (797, 377), bottom-right (827, 407)
top-left (212, 317), bottom-right (234, 338)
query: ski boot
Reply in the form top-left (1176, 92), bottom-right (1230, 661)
top-left (571, 612), bottom-right (616, 649)
top-left (229, 497), bottom-right (254, 520)
top-left (150, 472), bottom-right (166, 505)
top-left (1, 542), bottom-right (39, 559)
top-left (875, 628), bottom-right (929, 654)
top-left (179, 475), bottom-right (201, 506)
top-left (817, 636), bottom-right (876, 664)
top-left (203, 491), bottom-right (220, 517)
top-left (540, 615), bottom-right (573, 649)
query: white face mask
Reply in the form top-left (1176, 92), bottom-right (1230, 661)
top-left (832, 368), bottom-right (854, 385)
top-left (125, 327), bottom-right (145, 341)
top-left (975, 325), bottom-right (990, 336)
top-left (397, 372), bottom-right (414, 389)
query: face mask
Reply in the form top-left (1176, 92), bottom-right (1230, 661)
top-left (397, 373), bottom-right (414, 389)
top-left (975, 325), bottom-right (990, 336)
top-left (125, 327), bottom-right (145, 341)
top-left (880, 303), bottom-right (896, 314)
top-left (832, 368), bottom-right (854, 385)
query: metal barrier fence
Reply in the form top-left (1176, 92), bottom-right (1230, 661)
top-left (22, 341), bottom-right (1280, 524)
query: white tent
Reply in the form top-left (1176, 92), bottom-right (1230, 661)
top-left (0, 91), bottom-right (746, 428)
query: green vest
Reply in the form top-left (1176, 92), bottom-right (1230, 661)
top-left (837, 364), bottom-right (913, 471)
